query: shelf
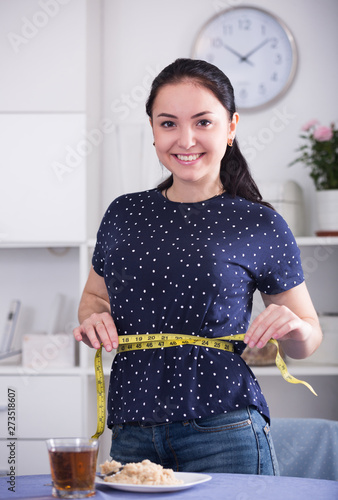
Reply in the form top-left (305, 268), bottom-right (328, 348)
top-left (1, 237), bottom-right (337, 250)
top-left (296, 236), bottom-right (338, 246)
top-left (251, 362), bottom-right (338, 376)
top-left (0, 366), bottom-right (83, 376)
top-left (0, 241), bottom-right (85, 249)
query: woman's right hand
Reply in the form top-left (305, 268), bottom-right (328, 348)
top-left (73, 312), bottom-right (119, 352)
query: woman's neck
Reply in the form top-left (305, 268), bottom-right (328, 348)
top-left (163, 180), bottom-right (224, 203)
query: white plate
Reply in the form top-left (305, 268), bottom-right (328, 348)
top-left (95, 472), bottom-right (212, 493)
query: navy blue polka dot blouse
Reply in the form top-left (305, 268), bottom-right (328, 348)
top-left (92, 189), bottom-right (304, 426)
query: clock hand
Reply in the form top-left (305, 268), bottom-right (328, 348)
top-left (224, 44), bottom-right (254, 66)
top-left (241, 38), bottom-right (271, 63)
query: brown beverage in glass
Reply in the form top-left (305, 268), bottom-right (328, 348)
top-left (46, 438), bottom-right (98, 498)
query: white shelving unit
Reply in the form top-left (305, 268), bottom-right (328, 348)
top-left (0, 0), bottom-right (102, 476)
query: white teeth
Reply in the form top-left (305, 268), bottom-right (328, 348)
top-left (176, 154), bottom-right (202, 161)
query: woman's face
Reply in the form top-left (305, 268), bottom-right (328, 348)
top-left (151, 81), bottom-right (239, 187)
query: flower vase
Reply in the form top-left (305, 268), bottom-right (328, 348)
top-left (316, 189), bottom-right (338, 236)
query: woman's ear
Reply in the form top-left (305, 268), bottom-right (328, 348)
top-left (149, 117), bottom-right (155, 146)
top-left (230, 112), bottom-right (239, 133)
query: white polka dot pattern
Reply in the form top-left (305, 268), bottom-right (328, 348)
top-left (92, 189), bottom-right (304, 425)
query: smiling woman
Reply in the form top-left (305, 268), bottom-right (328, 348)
top-left (73, 58), bottom-right (322, 476)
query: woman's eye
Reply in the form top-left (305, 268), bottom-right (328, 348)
top-left (161, 121), bottom-right (176, 128)
top-left (197, 119), bottom-right (211, 127)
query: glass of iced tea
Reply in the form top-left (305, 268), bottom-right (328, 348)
top-left (46, 438), bottom-right (98, 498)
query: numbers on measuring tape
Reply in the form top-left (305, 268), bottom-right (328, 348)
top-left (92, 345), bottom-right (106, 440)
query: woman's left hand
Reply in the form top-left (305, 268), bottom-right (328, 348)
top-left (243, 283), bottom-right (322, 359)
top-left (244, 303), bottom-right (310, 349)
top-left (244, 283), bottom-right (322, 359)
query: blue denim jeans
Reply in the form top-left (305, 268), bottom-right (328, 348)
top-left (109, 406), bottom-right (279, 475)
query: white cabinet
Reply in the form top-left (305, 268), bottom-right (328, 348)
top-left (0, 374), bottom-right (84, 475)
top-left (0, 114), bottom-right (86, 243)
top-left (0, 0), bottom-right (86, 112)
top-left (14, 441), bottom-right (50, 475)
top-left (0, 0), bottom-right (101, 243)
top-left (0, 375), bottom-right (83, 438)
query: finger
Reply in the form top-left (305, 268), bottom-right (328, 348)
top-left (244, 308), bottom-right (274, 346)
top-left (245, 306), bottom-right (284, 348)
top-left (82, 324), bottom-right (101, 349)
top-left (94, 321), bottom-right (114, 351)
top-left (73, 325), bottom-right (95, 347)
top-left (271, 317), bottom-right (303, 341)
top-left (73, 325), bottom-right (83, 342)
top-left (73, 325), bottom-right (98, 349)
top-left (95, 314), bottom-right (119, 350)
top-left (255, 320), bottom-right (285, 348)
top-left (246, 305), bottom-right (301, 348)
top-left (73, 313), bottom-right (119, 351)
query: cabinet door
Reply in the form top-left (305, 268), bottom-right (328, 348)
top-left (0, 439), bottom-right (51, 476)
top-left (0, 375), bottom-right (83, 438)
top-left (0, 0), bottom-right (86, 112)
top-left (0, 114), bottom-right (86, 243)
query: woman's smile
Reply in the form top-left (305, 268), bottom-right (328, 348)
top-left (173, 152), bottom-right (206, 164)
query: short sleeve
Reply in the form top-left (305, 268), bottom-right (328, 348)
top-left (254, 209), bottom-right (304, 294)
top-left (92, 202), bottom-right (115, 277)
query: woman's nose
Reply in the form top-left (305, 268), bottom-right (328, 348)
top-left (177, 126), bottom-right (196, 150)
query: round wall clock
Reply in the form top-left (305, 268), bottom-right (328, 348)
top-left (192, 6), bottom-right (298, 111)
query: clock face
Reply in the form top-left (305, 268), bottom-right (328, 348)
top-left (192, 7), bottom-right (297, 111)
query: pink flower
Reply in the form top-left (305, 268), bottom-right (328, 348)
top-left (313, 125), bottom-right (333, 142)
top-left (301, 119), bottom-right (319, 131)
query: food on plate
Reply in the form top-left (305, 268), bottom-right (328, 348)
top-left (100, 459), bottom-right (183, 485)
top-left (100, 459), bottom-right (122, 475)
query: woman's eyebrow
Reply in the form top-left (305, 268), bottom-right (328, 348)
top-left (157, 113), bottom-right (178, 118)
top-left (191, 111), bottom-right (213, 118)
top-left (156, 111), bottom-right (213, 119)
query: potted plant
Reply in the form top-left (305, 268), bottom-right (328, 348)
top-left (290, 120), bottom-right (338, 235)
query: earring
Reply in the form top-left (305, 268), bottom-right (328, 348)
top-left (227, 137), bottom-right (233, 147)
top-left (153, 141), bottom-right (155, 146)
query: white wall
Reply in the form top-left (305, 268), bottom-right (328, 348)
top-left (100, 0), bottom-right (338, 235)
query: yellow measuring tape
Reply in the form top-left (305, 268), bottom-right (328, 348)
top-left (92, 333), bottom-right (317, 439)
top-left (92, 346), bottom-right (107, 440)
